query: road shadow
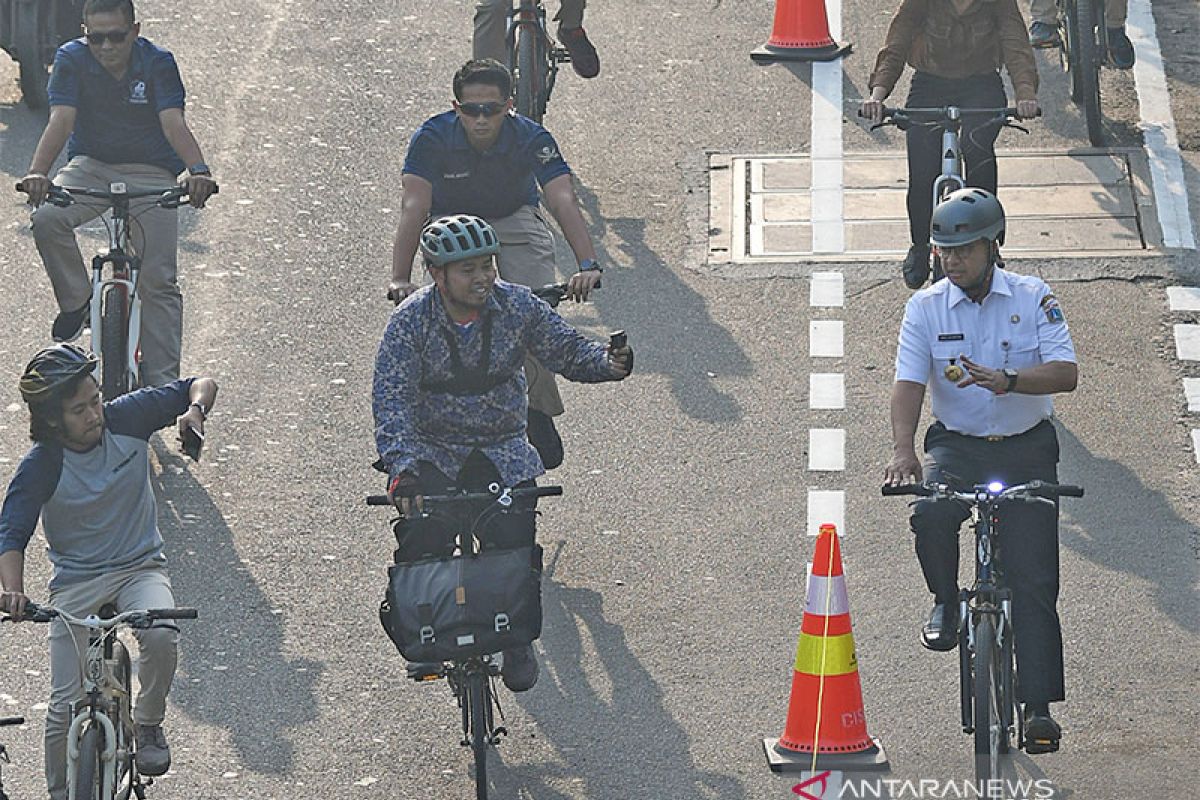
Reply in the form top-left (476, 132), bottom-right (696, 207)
top-left (486, 543), bottom-right (746, 799)
top-left (1055, 425), bottom-right (1198, 635)
top-left (568, 178), bottom-right (748, 424)
top-left (149, 438), bottom-right (322, 774)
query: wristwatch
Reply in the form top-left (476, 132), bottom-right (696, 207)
top-left (1003, 368), bottom-right (1018, 393)
top-left (579, 258), bottom-right (602, 273)
top-left (189, 401), bottom-right (209, 420)
top-left (187, 162), bottom-right (211, 176)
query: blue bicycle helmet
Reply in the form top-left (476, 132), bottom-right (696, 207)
top-left (419, 215), bottom-right (500, 267)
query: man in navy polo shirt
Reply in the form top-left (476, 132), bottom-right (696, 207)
top-left (18, 0), bottom-right (217, 388)
top-left (389, 59), bottom-right (603, 469)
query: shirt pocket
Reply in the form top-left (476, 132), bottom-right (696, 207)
top-left (931, 339), bottom-right (971, 372)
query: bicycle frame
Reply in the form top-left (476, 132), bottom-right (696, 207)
top-left (0, 716), bottom-right (23, 800)
top-left (931, 109), bottom-right (968, 216)
top-left (89, 183), bottom-right (143, 397)
top-left (505, 0), bottom-right (568, 121)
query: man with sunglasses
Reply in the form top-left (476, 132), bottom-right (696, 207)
top-left (390, 59), bottom-right (603, 470)
top-left (18, 0), bottom-right (217, 388)
top-left (883, 188), bottom-right (1078, 754)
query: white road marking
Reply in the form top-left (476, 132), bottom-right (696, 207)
top-left (1173, 324), bottom-right (1200, 360)
top-left (810, 320), bottom-right (845, 358)
top-left (1128, 0), bottom-right (1197, 249)
top-left (1184, 378), bottom-right (1200, 413)
top-left (807, 489), bottom-right (845, 537)
top-left (810, 0), bottom-right (845, 253)
top-left (810, 272), bottom-right (845, 307)
top-left (1193, 431), bottom-right (1200, 465)
top-left (810, 373), bottom-right (846, 409)
top-left (809, 428), bottom-right (846, 471)
top-left (1167, 287), bottom-right (1200, 311)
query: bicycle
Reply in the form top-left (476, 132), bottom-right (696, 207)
top-left (368, 482), bottom-right (562, 800)
top-left (865, 106), bottom-right (1032, 283)
top-left (882, 479), bottom-right (1083, 786)
top-left (506, 0), bottom-right (572, 123)
top-left (15, 180), bottom-right (218, 400)
top-left (0, 715), bottom-right (24, 800)
top-left (2, 602), bottom-right (197, 800)
top-left (1056, 0), bottom-right (1107, 146)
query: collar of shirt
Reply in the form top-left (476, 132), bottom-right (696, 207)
top-left (430, 285), bottom-right (503, 332)
top-left (448, 113), bottom-right (518, 157)
top-left (946, 264), bottom-right (1014, 308)
top-left (82, 35), bottom-right (148, 82)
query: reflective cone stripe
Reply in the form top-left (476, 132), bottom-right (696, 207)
top-left (795, 631), bottom-right (857, 676)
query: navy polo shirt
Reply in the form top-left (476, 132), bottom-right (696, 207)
top-left (47, 37), bottom-right (187, 176)
top-left (403, 110), bottom-right (572, 219)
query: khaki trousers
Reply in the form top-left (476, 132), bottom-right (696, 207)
top-left (490, 205), bottom-right (565, 417)
top-left (44, 562), bottom-right (178, 800)
top-left (1029, 0), bottom-right (1126, 27)
top-left (473, 0), bottom-right (588, 63)
top-left (32, 156), bottom-right (183, 387)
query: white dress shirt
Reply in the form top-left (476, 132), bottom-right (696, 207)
top-left (894, 267), bottom-right (1077, 438)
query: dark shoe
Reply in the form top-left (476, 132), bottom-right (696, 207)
top-left (920, 603), bottom-right (960, 651)
top-left (51, 299), bottom-right (90, 342)
top-left (902, 244), bottom-right (931, 290)
top-left (1108, 27), bottom-right (1135, 69)
top-left (527, 408), bottom-right (564, 470)
top-left (134, 724), bottom-right (171, 776)
top-left (1023, 704), bottom-right (1062, 754)
top-left (1029, 21), bottom-right (1061, 48)
top-left (560, 27), bottom-right (599, 78)
top-left (501, 644), bottom-right (539, 692)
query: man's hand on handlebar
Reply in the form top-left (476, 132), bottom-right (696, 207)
top-left (388, 472), bottom-right (423, 517)
top-left (388, 279), bottom-right (419, 305)
top-left (884, 449), bottom-right (923, 487)
top-left (567, 268), bottom-right (602, 302)
top-left (859, 86), bottom-right (888, 126)
top-left (1015, 100), bottom-right (1041, 120)
top-left (0, 590), bottom-right (31, 621)
top-left (183, 174), bottom-right (218, 208)
top-left (18, 173), bottom-right (51, 207)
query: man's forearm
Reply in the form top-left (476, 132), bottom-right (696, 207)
top-left (0, 550), bottom-right (25, 594)
top-left (392, 214), bottom-right (424, 283)
top-left (189, 378), bottom-right (218, 411)
top-left (543, 178), bottom-right (596, 265)
top-left (1011, 361), bottom-right (1077, 395)
top-left (159, 110), bottom-right (206, 170)
top-left (891, 380), bottom-right (926, 454)
top-left (28, 115), bottom-right (73, 176)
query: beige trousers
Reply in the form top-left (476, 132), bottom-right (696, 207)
top-left (1029, 0), bottom-right (1126, 27)
top-left (31, 156), bottom-right (182, 387)
top-left (473, 0), bottom-right (588, 63)
top-left (44, 562), bottom-right (178, 800)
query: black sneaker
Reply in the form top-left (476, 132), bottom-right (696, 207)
top-left (902, 244), bottom-right (931, 290)
top-left (1029, 21), bottom-right (1061, 48)
top-left (559, 27), bottom-right (600, 78)
top-left (1108, 27), bottom-right (1135, 69)
top-left (134, 724), bottom-right (171, 776)
top-left (1023, 704), bottom-right (1062, 754)
top-left (501, 644), bottom-right (539, 692)
top-left (51, 299), bottom-right (90, 342)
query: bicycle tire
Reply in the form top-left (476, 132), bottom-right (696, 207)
top-left (113, 641), bottom-right (136, 800)
top-left (468, 672), bottom-right (489, 800)
top-left (75, 723), bottom-right (103, 800)
top-left (15, 6), bottom-right (49, 111)
top-left (1073, 0), bottom-right (1105, 146)
top-left (100, 283), bottom-right (130, 400)
top-left (973, 615), bottom-right (1006, 785)
top-left (514, 23), bottom-right (546, 123)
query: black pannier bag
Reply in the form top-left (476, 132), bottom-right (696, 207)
top-left (380, 545), bottom-right (543, 663)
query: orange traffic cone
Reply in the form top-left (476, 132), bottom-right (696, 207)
top-left (751, 0), bottom-right (851, 63)
top-left (763, 524), bottom-right (888, 772)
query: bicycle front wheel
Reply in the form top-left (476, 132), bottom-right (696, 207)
top-left (1072, 0), bottom-right (1105, 145)
top-left (973, 615), bottom-right (1009, 785)
top-left (74, 723), bottom-right (103, 800)
top-left (100, 284), bottom-right (130, 400)
top-left (468, 672), bottom-right (490, 800)
top-left (113, 641), bottom-right (136, 800)
top-left (514, 24), bottom-right (546, 122)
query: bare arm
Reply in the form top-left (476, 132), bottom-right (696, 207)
top-left (884, 379), bottom-right (926, 485)
top-left (158, 108), bottom-right (217, 207)
top-left (20, 105), bottom-right (77, 206)
top-left (0, 550), bottom-right (28, 617)
top-left (176, 377), bottom-right (219, 441)
top-left (542, 174), bottom-right (601, 300)
top-left (958, 357), bottom-right (1077, 395)
top-left (390, 174), bottom-right (434, 298)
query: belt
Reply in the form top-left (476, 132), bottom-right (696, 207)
top-left (941, 419), bottom-right (1050, 442)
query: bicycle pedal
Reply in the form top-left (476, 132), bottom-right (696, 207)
top-left (406, 665), bottom-right (445, 682)
top-left (1024, 737), bottom-right (1060, 755)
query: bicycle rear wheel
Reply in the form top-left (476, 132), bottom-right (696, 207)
top-left (100, 284), bottom-right (130, 400)
top-left (74, 724), bottom-right (103, 800)
top-left (514, 22), bottom-right (546, 122)
top-left (973, 615), bottom-right (1009, 785)
top-left (468, 672), bottom-right (490, 800)
top-left (1072, 0), bottom-right (1105, 145)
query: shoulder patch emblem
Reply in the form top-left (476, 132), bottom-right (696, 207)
top-left (1040, 294), bottom-right (1065, 323)
top-left (535, 145), bottom-right (561, 164)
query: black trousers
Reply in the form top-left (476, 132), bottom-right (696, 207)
top-left (392, 450), bottom-right (537, 563)
top-left (910, 420), bottom-right (1065, 704)
top-left (905, 71), bottom-right (1008, 245)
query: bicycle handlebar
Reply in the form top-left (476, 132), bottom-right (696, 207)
top-left (16, 182), bottom-right (219, 209)
top-left (0, 716), bottom-right (23, 727)
top-left (3, 602), bottom-right (198, 626)
top-left (531, 280), bottom-right (601, 308)
top-left (859, 105), bottom-right (1040, 133)
top-left (366, 484), bottom-right (564, 506)
top-left (881, 480), bottom-right (1083, 501)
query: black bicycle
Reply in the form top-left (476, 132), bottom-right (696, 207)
top-left (0, 715), bottom-right (23, 800)
top-left (368, 483), bottom-right (562, 800)
top-left (882, 479), bottom-right (1083, 784)
top-left (16, 181), bottom-right (217, 399)
top-left (1057, 0), bottom-right (1107, 146)
top-left (506, 0), bottom-right (571, 122)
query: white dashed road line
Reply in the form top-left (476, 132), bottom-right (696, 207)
top-left (810, 320), bottom-right (845, 358)
top-left (809, 373), bottom-right (846, 409)
top-left (1173, 324), bottom-right (1200, 361)
top-left (807, 489), bottom-right (846, 537)
top-left (810, 272), bottom-right (845, 307)
top-left (1167, 287), bottom-right (1200, 311)
top-left (1183, 378), bottom-right (1200, 413)
top-left (809, 429), bottom-right (847, 471)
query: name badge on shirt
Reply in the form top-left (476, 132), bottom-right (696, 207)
top-left (937, 333), bottom-right (965, 341)
top-left (128, 79), bottom-right (148, 105)
top-left (443, 171), bottom-right (470, 180)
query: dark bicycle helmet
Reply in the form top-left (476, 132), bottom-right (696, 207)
top-left (19, 343), bottom-right (98, 404)
top-left (930, 188), bottom-right (1006, 248)
top-left (420, 215), bottom-right (500, 267)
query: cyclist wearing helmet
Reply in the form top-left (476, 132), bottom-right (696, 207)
top-left (883, 188), bottom-right (1077, 753)
top-left (389, 59), bottom-right (603, 468)
top-left (473, 1), bottom-right (600, 79)
top-left (374, 215), bottom-right (631, 692)
top-left (0, 343), bottom-right (217, 799)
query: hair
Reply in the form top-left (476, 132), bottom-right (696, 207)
top-left (452, 59), bottom-right (512, 100)
top-left (26, 373), bottom-right (94, 443)
top-left (83, 0), bottom-right (136, 24)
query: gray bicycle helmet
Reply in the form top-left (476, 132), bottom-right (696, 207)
top-left (19, 343), bottom-right (97, 404)
top-left (419, 215), bottom-right (500, 267)
top-left (930, 188), bottom-right (1006, 248)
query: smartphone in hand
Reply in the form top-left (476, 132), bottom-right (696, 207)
top-left (180, 424), bottom-right (204, 462)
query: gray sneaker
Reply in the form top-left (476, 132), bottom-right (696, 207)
top-left (135, 724), bottom-right (171, 776)
top-left (1029, 21), bottom-right (1061, 48)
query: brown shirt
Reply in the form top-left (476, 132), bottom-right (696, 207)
top-left (868, 0), bottom-right (1039, 102)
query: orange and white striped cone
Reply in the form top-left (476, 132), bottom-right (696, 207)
top-left (763, 523), bottom-right (888, 771)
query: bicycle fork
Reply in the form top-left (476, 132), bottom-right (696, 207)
top-left (89, 251), bottom-right (142, 392)
top-left (959, 590), bottom-right (1014, 735)
top-left (66, 710), bottom-right (117, 800)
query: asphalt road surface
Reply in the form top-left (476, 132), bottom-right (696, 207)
top-left (0, 1), bottom-right (1197, 799)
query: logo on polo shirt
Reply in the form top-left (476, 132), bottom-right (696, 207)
top-left (129, 80), bottom-right (148, 104)
top-left (535, 145), bottom-right (560, 164)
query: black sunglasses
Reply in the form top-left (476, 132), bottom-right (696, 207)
top-left (457, 101), bottom-right (506, 118)
top-left (84, 28), bottom-right (132, 45)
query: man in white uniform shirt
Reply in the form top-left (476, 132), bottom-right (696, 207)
top-left (883, 188), bottom-right (1077, 753)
